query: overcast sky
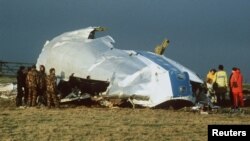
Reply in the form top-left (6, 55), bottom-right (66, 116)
top-left (1, 0), bottom-right (250, 82)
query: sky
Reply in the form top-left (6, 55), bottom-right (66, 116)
top-left (0, 0), bottom-right (250, 82)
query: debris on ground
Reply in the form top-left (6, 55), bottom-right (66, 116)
top-left (0, 83), bottom-right (17, 100)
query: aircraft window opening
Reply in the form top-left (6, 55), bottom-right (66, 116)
top-left (176, 73), bottom-right (186, 81)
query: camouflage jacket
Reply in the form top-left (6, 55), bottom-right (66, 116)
top-left (26, 69), bottom-right (39, 88)
top-left (46, 74), bottom-right (57, 92)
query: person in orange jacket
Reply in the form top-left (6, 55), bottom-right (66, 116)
top-left (237, 68), bottom-right (244, 107)
top-left (230, 67), bottom-right (244, 110)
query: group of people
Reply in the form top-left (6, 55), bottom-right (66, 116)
top-left (206, 64), bottom-right (244, 111)
top-left (16, 65), bottom-right (60, 109)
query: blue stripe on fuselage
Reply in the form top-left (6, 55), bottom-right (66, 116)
top-left (137, 51), bottom-right (192, 97)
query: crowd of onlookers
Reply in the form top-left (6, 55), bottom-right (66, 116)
top-left (205, 64), bottom-right (244, 111)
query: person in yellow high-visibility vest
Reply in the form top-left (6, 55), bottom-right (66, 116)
top-left (214, 65), bottom-right (228, 107)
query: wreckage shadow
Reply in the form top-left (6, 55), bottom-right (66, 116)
top-left (60, 98), bottom-right (100, 108)
top-left (153, 100), bottom-right (194, 110)
top-left (60, 98), bottom-right (146, 109)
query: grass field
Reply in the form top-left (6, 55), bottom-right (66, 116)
top-left (1, 99), bottom-right (250, 141)
top-left (1, 76), bottom-right (250, 141)
top-left (0, 76), bottom-right (16, 83)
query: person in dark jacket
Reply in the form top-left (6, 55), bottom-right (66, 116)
top-left (37, 65), bottom-right (47, 106)
top-left (16, 66), bottom-right (26, 107)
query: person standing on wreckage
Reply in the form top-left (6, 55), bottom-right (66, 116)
top-left (46, 68), bottom-right (60, 109)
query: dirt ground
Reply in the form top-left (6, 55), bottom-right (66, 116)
top-left (0, 98), bottom-right (250, 141)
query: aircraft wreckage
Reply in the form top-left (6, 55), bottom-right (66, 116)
top-left (36, 26), bottom-right (204, 108)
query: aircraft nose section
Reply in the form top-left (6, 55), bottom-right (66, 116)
top-left (170, 71), bottom-right (192, 98)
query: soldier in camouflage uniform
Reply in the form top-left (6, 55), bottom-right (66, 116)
top-left (46, 68), bottom-right (60, 108)
top-left (26, 65), bottom-right (39, 107)
top-left (38, 65), bottom-right (47, 106)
